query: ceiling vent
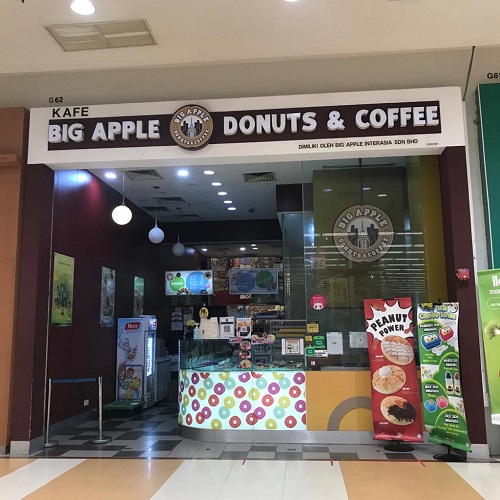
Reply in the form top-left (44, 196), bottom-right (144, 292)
top-left (124, 169), bottom-right (163, 181)
top-left (142, 206), bottom-right (170, 212)
top-left (174, 214), bottom-right (202, 220)
top-left (242, 172), bottom-right (277, 183)
top-left (45, 19), bottom-right (156, 52)
top-left (156, 196), bottom-right (188, 205)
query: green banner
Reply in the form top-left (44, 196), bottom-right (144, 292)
top-left (51, 252), bottom-right (75, 326)
top-left (417, 303), bottom-right (471, 452)
top-left (477, 269), bottom-right (500, 425)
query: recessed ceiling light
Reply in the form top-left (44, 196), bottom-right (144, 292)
top-left (212, 182), bottom-right (222, 187)
top-left (251, 244), bottom-right (256, 247)
top-left (378, 193), bottom-right (388, 197)
top-left (218, 192), bottom-right (227, 196)
top-left (253, 247), bottom-right (258, 250)
top-left (240, 247), bottom-right (246, 251)
top-left (323, 188), bottom-right (333, 192)
top-left (224, 200), bottom-right (232, 204)
top-left (177, 169), bottom-right (189, 177)
top-left (228, 207), bottom-right (236, 211)
top-left (363, 187), bottom-right (371, 191)
top-left (104, 172), bottom-right (117, 179)
top-left (284, 0), bottom-right (300, 2)
top-left (71, 0), bottom-right (95, 15)
top-left (203, 170), bottom-right (215, 175)
top-left (201, 248), bottom-right (208, 252)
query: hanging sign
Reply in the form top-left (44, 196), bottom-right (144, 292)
top-left (364, 297), bottom-right (423, 443)
top-left (416, 303), bottom-right (471, 451)
top-left (477, 269), bottom-right (500, 425)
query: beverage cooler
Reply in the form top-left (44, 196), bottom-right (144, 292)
top-left (116, 315), bottom-right (157, 408)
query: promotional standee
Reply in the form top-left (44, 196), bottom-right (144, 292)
top-left (477, 270), bottom-right (500, 425)
top-left (364, 297), bottom-right (423, 444)
top-left (116, 316), bottom-right (157, 408)
top-left (416, 303), bottom-right (470, 454)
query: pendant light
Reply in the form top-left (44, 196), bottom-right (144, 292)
top-left (112, 171), bottom-right (132, 225)
top-left (172, 225), bottom-right (186, 256)
top-left (148, 187), bottom-right (165, 244)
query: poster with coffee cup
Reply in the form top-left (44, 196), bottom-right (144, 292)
top-left (416, 302), bottom-right (470, 452)
top-left (364, 297), bottom-right (423, 442)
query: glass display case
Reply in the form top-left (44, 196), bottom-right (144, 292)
top-left (179, 335), bottom-right (305, 372)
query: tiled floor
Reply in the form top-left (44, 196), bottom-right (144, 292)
top-left (26, 400), bottom-right (463, 462)
top-left (1, 457), bottom-right (499, 499)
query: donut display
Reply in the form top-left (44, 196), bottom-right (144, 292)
top-left (179, 370), bottom-right (307, 431)
top-left (381, 336), bottom-right (414, 365)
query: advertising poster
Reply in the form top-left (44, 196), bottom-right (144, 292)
top-left (100, 267), bottom-right (115, 327)
top-left (51, 252), bottom-right (75, 326)
top-left (229, 268), bottom-right (278, 295)
top-left (165, 270), bottom-right (213, 295)
top-left (364, 297), bottom-right (423, 442)
top-left (416, 303), bottom-right (471, 451)
top-left (477, 270), bottom-right (500, 425)
top-left (134, 276), bottom-right (144, 317)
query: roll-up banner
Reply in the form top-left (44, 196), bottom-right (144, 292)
top-left (364, 297), bottom-right (423, 442)
top-left (416, 303), bottom-right (471, 452)
top-left (477, 270), bottom-right (500, 425)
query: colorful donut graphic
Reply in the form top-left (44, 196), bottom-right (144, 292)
top-left (256, 377), bottom-right (268, 389)
top-left (195, 412), bottom-right (205, 424)
top-left (246, 413), bottom-right (258, 425)
top-left (285, 416), bottom-right (297, 428)
top-left (238, 372), bottom-right (251, 383)
top-left (191, 373), bottom-right (200, 384)
top-left (279, 396), bottom-right (291, 409)
top-left (229, 416), bottom-right (242, 428)
top-left (279, 377), bottom-right (291, 389)
top-left (219, 407), bottom-right (230, 419)
top-left (265, 418), bottom-right (278, 430)
top-left (239, 400), bottom-right (252, 413)
top-left (214, 383), bottom-right (226, 395)
top-left (234, 386), bottom-right (246, 398)
top-left (191, 399), bottom-right (200, 411)
top-left (201, 406), bottom-right (212, 419)
top-left (262, 394), bottom-right (274, 407)
top-left (295, 400), bottom-right (306, 413)
top-left (198, 388), bottom-right (207, 400)
top-left (289, 386), bottom-right (301, 398)
top-left (248, 388), bottom-right (260, 401)
top-left (208, 394), bottom-right (219, 407)
top-left (224, 377), bottom-right (236, 390)
top-left (273, 406), bottom-right (285, 419)
top-left (224, 396), bottom-right (235, 409)
top-left (188, 386), bottom-right (196, 397)
top-left (293, 372), bottom-right (305, 385)
top-left (211, 419), bottom-right (222, 430)
top-left (186, 414), bottom-right (193, 425)
top-left (268, 382), bottom-right (280, 395)
top-left (254, 407), bottom-right (266, 420)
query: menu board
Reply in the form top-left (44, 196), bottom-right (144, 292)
top-left (417, 302), bottom-right (471, 452)
top-left (364, 297), bottom-right (423, 443)
top-left (165, 270), bottom-right (213, 295)
top-left (229, 268), bottom-right (278, 295)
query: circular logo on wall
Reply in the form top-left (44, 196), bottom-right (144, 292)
top-left (333, 204), bottom-right (394, 263)
top-left (170, 105), bottom-right (214, 149)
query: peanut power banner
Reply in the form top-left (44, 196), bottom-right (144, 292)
top-left (477, 269), bottom-right (500, 425)
top-left (364, 297), bottom-right (423, 442)
top-left (417, 303), bottom-right (471, 451)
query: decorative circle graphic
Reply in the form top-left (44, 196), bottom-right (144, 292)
top-left (219, 407), bottom-right (230, 419)
top-left (265, 418), bottom-right (277, 429)
top-left (211, 418), bottom-right (222, 430)
top-left (224, 396), bottom-right (235, 409)
top-left (214, 383), bottom-right (226, 395)
top-left (274, 406), bottom-right (285, 419)
top-left (333, 204), bottom-right (394, 263)
top-left (192, 399), bottom-right (200, 411)
top-left (268, 382), bottom-right (281, 395)
top-left (170, 104), bottom-right (214, 150)
top-left (198, 388), bottom-right (207, 400)
top-left (279, 396), bottom-right (291, 409)
top-left (256, 377), bottom-right (268, 390)
top-left (248, 388), bottom-right (260, 401)
top-left (279, 377), bottom-right (291, 389)
top-left (224, 377), bottom-right (236, 390)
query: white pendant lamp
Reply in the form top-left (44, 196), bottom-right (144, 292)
top-left (148, 187), bottom-right (165, 244)
top-left (71, 0), bottom-right (95, 16)
top-left (112, 172), bottom-right (132, 225)
top-left (172, 225), bottom-right (186, 256)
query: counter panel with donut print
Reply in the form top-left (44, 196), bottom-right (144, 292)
top-left (178, 369), bottom-right (306, 431)
top-left (364, 297), bottom-right (423, 442)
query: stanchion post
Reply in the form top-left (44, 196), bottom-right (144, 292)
top-left (89, 376), bottom-right (112, 444)
top-left (44, 378), bottom-right (59, 448)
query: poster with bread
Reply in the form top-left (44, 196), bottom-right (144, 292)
top-left (364, 297), bottom-right (423, 442)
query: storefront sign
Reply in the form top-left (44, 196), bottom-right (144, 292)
top-left (477, 269), bottom-right (500, 425)
top-left (477, 84), bottom-right (500, 267)
top-left (416, 303), bottom-right (471, 451)
top-left (364, 297), bottom-right (423, 443)
top-left (28, 87), bottom-right (465, 168)
top-left (51, 252), bottom-right (75, 326)
top-left (334, 204), bottom-right (394, 263)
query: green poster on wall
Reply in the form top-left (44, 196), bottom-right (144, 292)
top-left (416, 303), bottom-right (471, 452)
top-left (477, 269), bottom-right (500, 425)
top-left (51, 252), bottom-right (75, 326)
top-left (134, 276), bottom-right (144, 317)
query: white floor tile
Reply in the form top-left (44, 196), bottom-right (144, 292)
top-left (193, 442), bottom-right (227, 459)
top-left (450, 463), bottom-right (500, 499)
top-left (151, 460), bottom-right (235, 500)
top-left (168, 439), bottom-right (204, 458)
top-left (217, 460), bottom-right (286, 500)
top-left (59, 450), bottom-right (119, 458)
top-left (281, 461), bottom-right (349, 500)
top-left (0, 459), bottom-right (84, 499)
top-left (354, 445), bottom-right (387, 460)
top-left (139, 451), bottom-right (171, 458)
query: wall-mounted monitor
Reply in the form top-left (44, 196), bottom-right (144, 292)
top-left (165, 271), bottom-right (213, 296)
top-left (229, 268), bottom-right (278, 295)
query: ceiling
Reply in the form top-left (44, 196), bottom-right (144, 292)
top-left (2, 1), bottom-right (500, 75)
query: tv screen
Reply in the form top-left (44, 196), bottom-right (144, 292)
top-left (165, 270), bottom-right (213, 296)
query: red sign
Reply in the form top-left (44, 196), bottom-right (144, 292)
top-left (310, 294), bottom-right (327, 310)
top-left (125, 321), bottom-right (141, 331)
top-left (364, 297), bottom-right (423, 443)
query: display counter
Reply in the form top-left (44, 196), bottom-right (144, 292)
top-left (178, 339), bottom-right (306, 433)
top-left (178, 339), bottom-right (375, 442)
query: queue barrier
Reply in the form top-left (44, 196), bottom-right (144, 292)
top-left (44, 376), bottom-right (112, 448)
